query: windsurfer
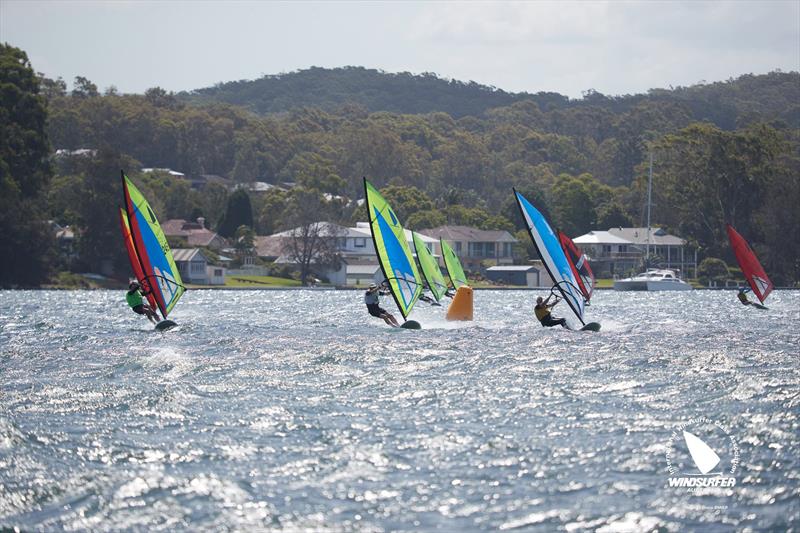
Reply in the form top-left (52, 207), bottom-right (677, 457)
top-left (365, 282), bottom-right (400, 327)
top-left (126, 281), bottom-right (161, 324)
top-left (534, 295), bottom-right (567, 328)
top-left (737, 287), bottom-right (753, 306)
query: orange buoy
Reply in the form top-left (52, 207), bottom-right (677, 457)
top-left (446, 286), bottom-right (473, 321)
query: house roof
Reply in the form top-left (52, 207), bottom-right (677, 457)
top-left (162, 219), bottom-right (225, 247)
top-left (142, 167), bottom-right (186, 178)
top-left (233, 181), bottom-right (279, 193)
top-left (608, 227), bottom-right (686, 246)
top-left (255, 235), bottom-right (284, 258)
top-left (172, 248), bottom-right (207, 262)
top-left (573, 231), bottom-right (633, 245)
top-left (272, 222), bottom-right (368, 239)
top-left (420, 225), bottom-right (517, 243)
top-left (487, 265), bottom-right (539, 272)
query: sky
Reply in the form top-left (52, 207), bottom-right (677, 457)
top-left (1, 0), bottom-right (798, 99)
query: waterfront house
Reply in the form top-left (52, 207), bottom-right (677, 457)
top-left (419, 225), bottom-right (517, 272)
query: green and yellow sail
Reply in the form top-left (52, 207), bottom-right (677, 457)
top-left (441, 238), bottom-right (468, 289)
top-left (413, 232), bottom-right (447, 301)
top-left (363, 178), bottom-right (422, 319)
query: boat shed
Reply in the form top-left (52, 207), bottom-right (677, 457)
top-left (486, 265), bottom-right (542, 287)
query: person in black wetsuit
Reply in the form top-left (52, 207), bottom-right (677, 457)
top-left (534, 295), bottom-right (567, 328)
top-left (737, 287), bottom-right (753, 306)
top-left (364, 282), bottom-right (400, 327)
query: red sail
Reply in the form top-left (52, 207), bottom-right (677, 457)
top-left (557, 230), bottom-right (595, 302)
top-left (726, 224), bottom-right (773, 303)
top-left (118, 207), bottom-right (159, 311)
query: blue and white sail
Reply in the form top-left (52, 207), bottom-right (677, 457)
top-left (514, 189), bottom-right (586, 325)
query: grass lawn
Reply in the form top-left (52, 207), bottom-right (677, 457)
top-left (222, 275), bottom-right (303, 288)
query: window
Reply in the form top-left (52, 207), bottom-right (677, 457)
top-left (192, 262), bottom-right (204, 273)
top-left (214, 269), bottom-right (223, 276)
top-left (455, 241), bottom-right (462, 253)
top-left (354, 237), bottom-right (366, 248)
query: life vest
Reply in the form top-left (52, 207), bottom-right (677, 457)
top-left (126, 289), bottom-right (143, 308)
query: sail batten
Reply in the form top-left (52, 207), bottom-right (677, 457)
top-left (364, 178), bottom-right (422, 319)
top-left (726, 224), bottom-right (773, 303)
top-left (514, 189), bottom-right (585, 325)
top-left (121, 172), bottom-right (185, 318)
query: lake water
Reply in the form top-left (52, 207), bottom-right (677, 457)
top-left (1, 289), bottom-right (798, 531)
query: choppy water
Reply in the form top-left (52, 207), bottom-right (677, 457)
top-left (1, 289), bottom-right (798, 531)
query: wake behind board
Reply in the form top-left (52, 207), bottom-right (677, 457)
top-left (400, 320), bottom-right (421, 330)
top-left (155, 319), bottom-right (178, 332)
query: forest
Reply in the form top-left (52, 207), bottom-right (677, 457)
top-left (2, 43), bottom-right (798, 287)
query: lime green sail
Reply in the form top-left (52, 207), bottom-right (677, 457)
top-left (363, 178), bottom-right (422, 319)
top-left (413, 232), bottom-right (447, 301)
top-left (440, 238), bottom-right (468, 289)
top-left (122, 172), bottom-right (185, 318)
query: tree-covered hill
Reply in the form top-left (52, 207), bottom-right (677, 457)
top-left (179, 66), bottom-right (800, 129)
top-left (179, 66), bottom-right (538, 118)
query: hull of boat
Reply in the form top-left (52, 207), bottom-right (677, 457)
top-left (614, 279), bottom-right (693, 291)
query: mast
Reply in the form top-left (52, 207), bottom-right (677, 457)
top-left (646, 150), bottom-right (653, 263)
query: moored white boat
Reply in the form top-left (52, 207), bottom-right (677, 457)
top-left (613, 268), bottom-right (692, 291)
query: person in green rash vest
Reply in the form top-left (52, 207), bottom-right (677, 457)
top-left (126, 281), bottom-right (160, 324)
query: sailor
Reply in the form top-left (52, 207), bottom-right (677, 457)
top-left (126, 281), bottom-right (161, 324)
top-left (365, 281), bottom-right (400, 327)
top-left (534, 294), bottom-right (567, 328)
top-left (737, 287), bottom-right (753, 306)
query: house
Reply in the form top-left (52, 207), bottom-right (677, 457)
top-left (172, 248), bottom-right (225, 285)
top-left (161, 218), bottom-right (228, 250)
top-left (419, 225), bottom-right (517, 272)
top-left (50, 221), bottom-right (76, 259)
top-left (573, 231), bottom-right (640, 277)
top-left (608, 227), bottom-right (697, 278)
top-left (573, 227), bottom-right (697, 278)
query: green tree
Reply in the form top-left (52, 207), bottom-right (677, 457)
top-left (406, 209), bottom-right (446, 230)
top-left (217, 188), bottom-right (254, 238)
top-left (72, 75), bottom-right (99, 98)
top-left (697, 257), bottom-right (730, 286)
top-left (0, 44), bottom-right (56, 286)
top-left (379, 184), bottom-right (435, 222)
top-left (550, 175), bottom-right (596, 236)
